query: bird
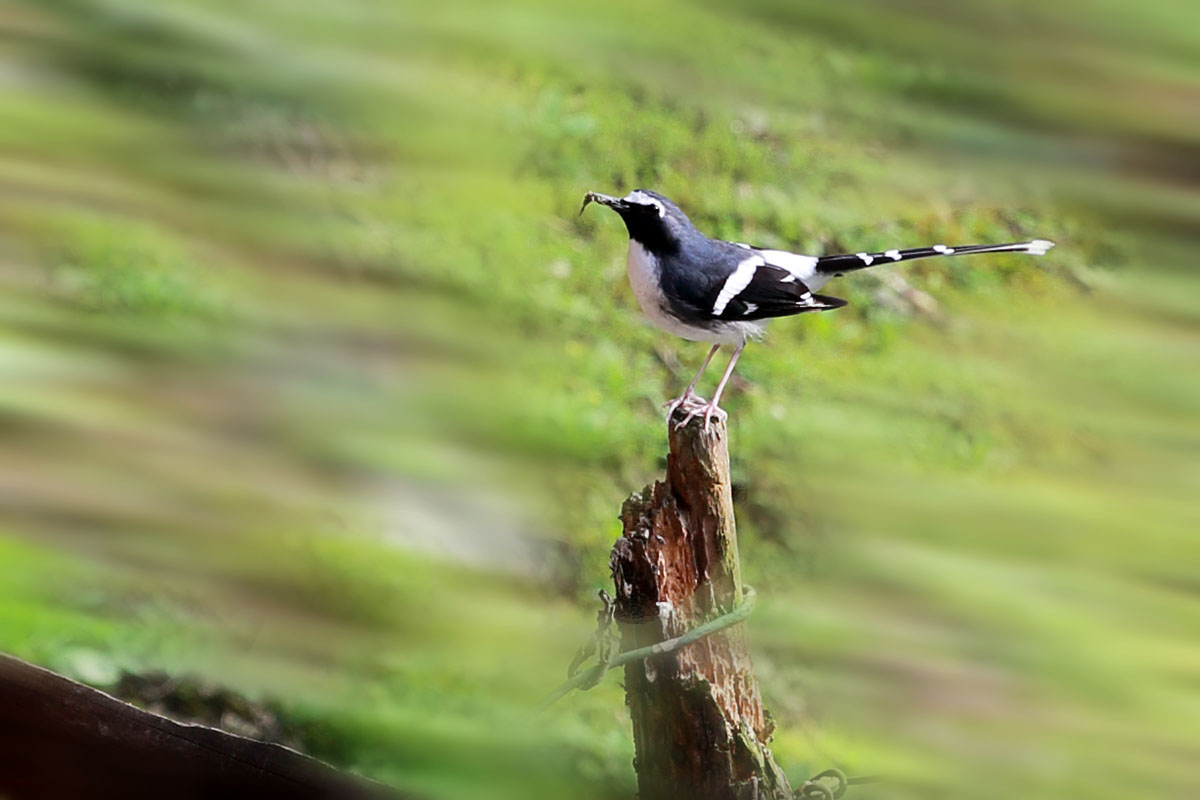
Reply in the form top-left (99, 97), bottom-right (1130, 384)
top-left (581, 188), bottom-right (1055, 430)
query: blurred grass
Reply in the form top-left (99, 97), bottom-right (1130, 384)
top-left (0, 1), bottom-right (1197, 799)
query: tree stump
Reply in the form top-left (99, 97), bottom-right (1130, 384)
top-left (611, 414), bottom-right (791, 800)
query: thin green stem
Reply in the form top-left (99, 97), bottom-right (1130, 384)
top-left (536, 586), bottom-right (757, 713)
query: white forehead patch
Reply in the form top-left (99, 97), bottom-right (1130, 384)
top-left (624, 190), bottom-right (666, 218)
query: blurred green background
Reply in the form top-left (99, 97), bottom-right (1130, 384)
top-left (0, 1), bottom-right (1197, 798)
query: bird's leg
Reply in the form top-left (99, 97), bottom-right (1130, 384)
top-left (674, 341), bottom-right (745, 432)
top-left (664, 344), bottom-right (720, 421)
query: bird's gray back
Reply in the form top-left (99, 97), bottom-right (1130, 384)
top-left (657, 235), bottom-right (752, 318)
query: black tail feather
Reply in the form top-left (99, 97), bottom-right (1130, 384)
top-left (815, 240), bottom-right (1055, 275)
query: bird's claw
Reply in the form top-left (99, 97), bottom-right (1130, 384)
top-left (664, 391), bottom-right (707, 421)
top-left (672, 401), bottom-right (727, 432)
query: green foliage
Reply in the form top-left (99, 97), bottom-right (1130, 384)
top-left (44, 214), bottom-right (223, 318)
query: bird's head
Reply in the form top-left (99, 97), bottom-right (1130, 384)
top-left (580, 189), bottom-right (688, 253)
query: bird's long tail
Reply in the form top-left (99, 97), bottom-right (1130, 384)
top-left (815, 239), bottom-right (1055, 275)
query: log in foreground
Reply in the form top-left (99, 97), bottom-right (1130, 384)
top-left (0, 653), bottom-right (395, 800)
top-left (611, 413), bottom-right (791, 800)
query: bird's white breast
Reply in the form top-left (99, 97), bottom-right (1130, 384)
top-left (626, 240), bottom-right (761, 345)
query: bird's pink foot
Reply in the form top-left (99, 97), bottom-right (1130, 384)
top-left (672, 400), bottom-right (727, 432)
top-left (664, 391), bottom-right (707, 422)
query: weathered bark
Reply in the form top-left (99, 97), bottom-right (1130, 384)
top-left (0, 653), bottom-right (394, 800)
top-left (611, 414), bottom-right (791, 800)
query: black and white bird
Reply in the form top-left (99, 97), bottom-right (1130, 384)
top-left (581, 189), bottom-right (1055, 430)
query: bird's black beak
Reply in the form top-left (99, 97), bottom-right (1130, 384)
top-left (580, 191), bottom-right (625, 216)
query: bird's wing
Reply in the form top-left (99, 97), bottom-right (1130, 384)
top-left (709, 261), bottom-right (847, 320)
top-left (658, 241), bottom-right (847, 322)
